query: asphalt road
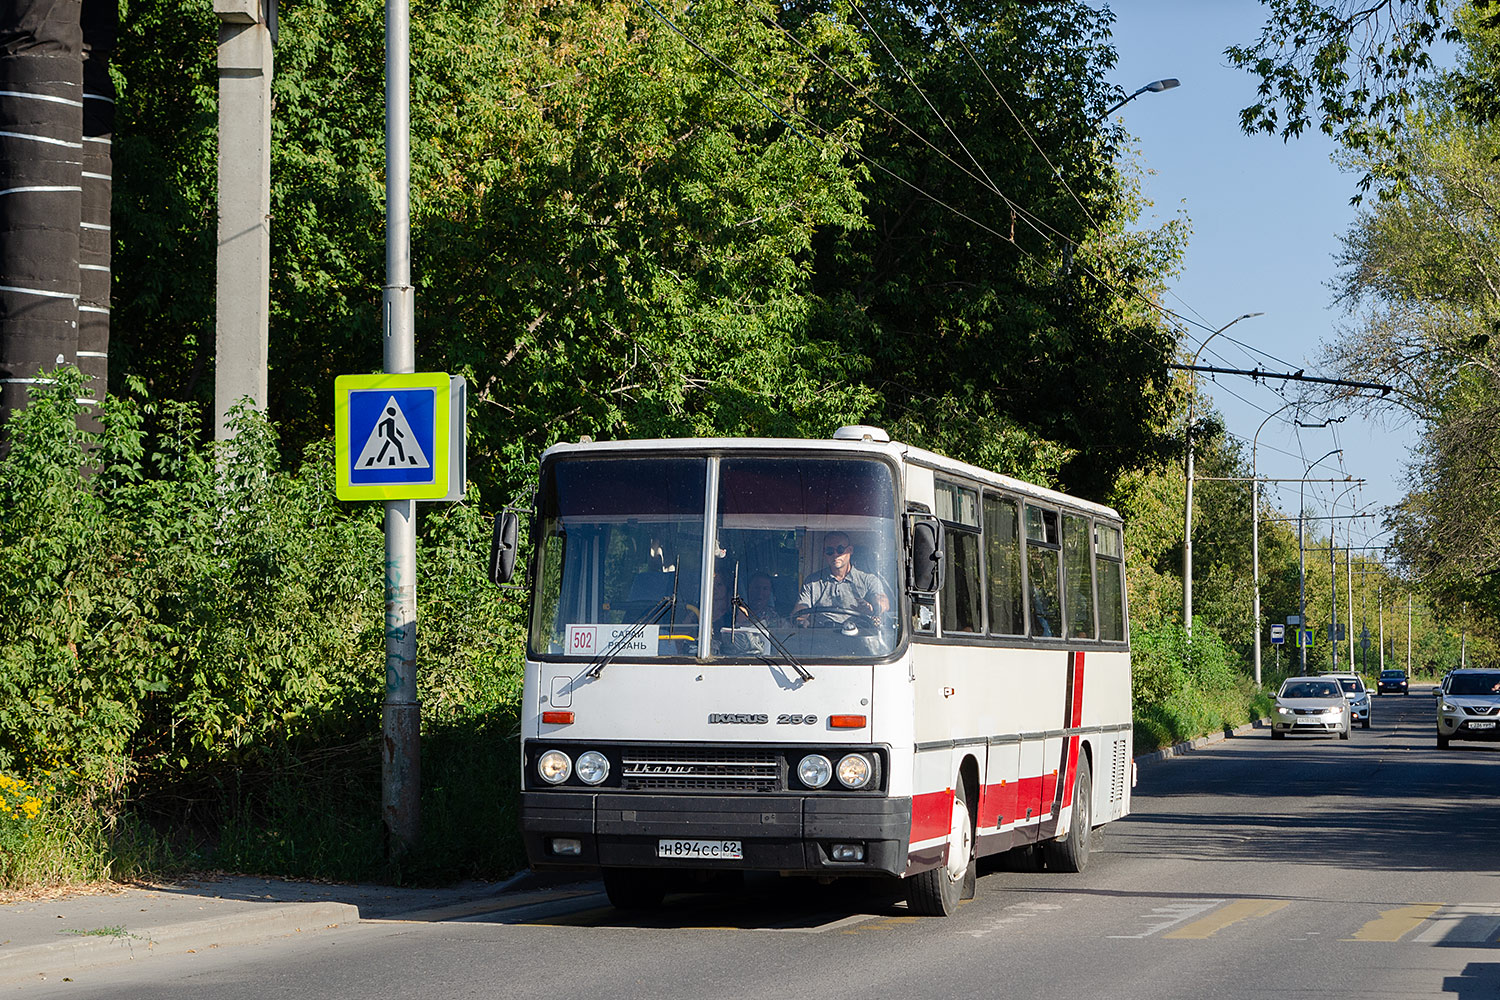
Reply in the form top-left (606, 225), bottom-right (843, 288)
top-left (26, 688), bottom-right (1500, 999)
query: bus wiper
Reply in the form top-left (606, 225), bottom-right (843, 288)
top-left (584, 595), bottom-right (675, 679)
top-left (729, 598), bottom-right (814, 683)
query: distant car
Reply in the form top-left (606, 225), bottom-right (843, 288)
top-left (1321, 672), bottom-right (1372, 729)
top-left (1436, 668), bottom-right (1500, 748)
top-left (1271, 677), bottom-right (1351, 740)
top-left (1377, 669), bottom-right (1409, 695)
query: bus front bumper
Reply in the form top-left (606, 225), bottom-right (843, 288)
top-left (521, 792), bottom-right (911, 877)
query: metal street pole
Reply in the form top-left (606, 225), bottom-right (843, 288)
top-left (1378, 585), bottom-right (1384, 672)
top-left (382, 0), bottom-right (420, 857)
top-left (1183, 312), bottom-right (1262, 641)
top-left (1298, 448), bottom-right (1341, 670)
top-left (1251, 401), bottom-right (1296, 688)
top-left (1407, 594), bottom-right (1412, 674)
top-left (1327, 482), bottom-right (1359, 670)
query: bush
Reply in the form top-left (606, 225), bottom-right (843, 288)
top-left (0, 370), bottom-right (527, 888)
top-left (1130, 617), bottom-right (1272, 754)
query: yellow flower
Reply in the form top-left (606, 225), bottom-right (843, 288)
top-left (22, 798), bottom-right (41, 819)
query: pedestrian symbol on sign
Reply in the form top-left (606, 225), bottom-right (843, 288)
top-left (355, 396), bottom-right (430, 470)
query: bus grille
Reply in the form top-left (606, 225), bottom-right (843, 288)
top-left (620, 748), bottom-right (782, 792)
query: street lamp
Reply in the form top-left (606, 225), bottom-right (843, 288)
top-left (1299, 448), bottom-right (1342, 670)
top-left (1104, 78), bottom-right (1181, 117)
top-left (1183, 312), bottom-right (1263, 639)
top-left (1328, 481), bottom-right (1360, 670)
top-left (1251, 401), bottom-right (1296, 688)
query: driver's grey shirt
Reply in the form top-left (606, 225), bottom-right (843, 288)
top-left (796, 566), bottom-right (889, 611)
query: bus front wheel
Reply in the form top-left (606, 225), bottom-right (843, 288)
top-left (1043, 754), bottom-right (1092, 874)
top-left (602, 867), bottom-right (666, 911)
top-left (906, 781), bottom-right (975, 916)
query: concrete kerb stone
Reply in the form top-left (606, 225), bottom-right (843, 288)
top-left (1134, 717), bottom-right (1271, 767)
top-left (0, 901), bottom-right (359, 984)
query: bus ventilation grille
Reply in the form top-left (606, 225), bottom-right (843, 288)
top-left (620, 748), bottom-right (782, 793)
top-left (1110, 739), bottom-right (1127, 804)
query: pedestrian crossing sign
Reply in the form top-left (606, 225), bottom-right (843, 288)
top-left (335, 372), bottom-right (460, 500)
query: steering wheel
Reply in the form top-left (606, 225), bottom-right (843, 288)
top-left (791, 606), bottom-right (882, 635)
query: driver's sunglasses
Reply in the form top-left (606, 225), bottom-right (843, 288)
top-left (824, 544), bottom-right (852, 555)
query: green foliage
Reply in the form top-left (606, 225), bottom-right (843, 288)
top-left (1131, 619), bottom-right (1275, 755)
top-left (0, 372), bottom-right (524, 887)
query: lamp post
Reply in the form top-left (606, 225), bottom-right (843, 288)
top-left (1104, 77), bottom-right (1181, 117)
top-left (1183, 312), bottom-right (1263, 639)
top-left (1327, 482), bottom-right (1359, 669)
top-left (1251, 401), bottom-right (1296, 688)
top-left (1299, 447), bottom-right (1342, 670)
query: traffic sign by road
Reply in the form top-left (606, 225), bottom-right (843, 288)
top-left (1270, 624), bottom-right (1285, 645)
top-left (335, 372), bottom-right (464, 500)
top-left (1295, 627), bottom-right (1316, 648)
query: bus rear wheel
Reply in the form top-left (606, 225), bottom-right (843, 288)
top-left (906, 781), bottom-right (974, 916)
top-left (1043, 754), bottom-right (1092, 874)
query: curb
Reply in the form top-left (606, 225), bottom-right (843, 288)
top-left (1134, 717), bottom-right (1270, 767)
top-left (0, 901), bottom-right (359, 985)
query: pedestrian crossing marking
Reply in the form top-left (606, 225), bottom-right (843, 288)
top-left (1346, 902), bottom-right (1444, 942)
top-left (1413, 904), bottom-right (1500, 945)
top-left (1164, 899), bottom-right (1289, 939)
top-left (1108, 899), bottom-right (1225, 939)
top-left (354, 395), bottom-right (430, 470)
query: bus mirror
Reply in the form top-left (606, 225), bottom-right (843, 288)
top-left (488, 510), bottom-right (520, 585)
top-left (910, 518), bottom-right (944, 594)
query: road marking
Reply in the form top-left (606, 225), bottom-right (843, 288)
top-left (1164, 899), bottom-right (1290, 939)
top-left (1346, 903), bottom-right (1444, 942)
top-left (1414, 905), bottom-right (1500, 945)
top-left (965, 901), bottom-right (1063, 939)
top-left (1109, 899), bottom-right (1225, 939)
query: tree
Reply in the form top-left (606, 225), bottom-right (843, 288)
top-left (1315, 15), bottom-right (1500, 619)
top-left (805, 1), bottom-right (1186, 498)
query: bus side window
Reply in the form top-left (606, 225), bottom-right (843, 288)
top-left (984, 495), bottom-right (1023, 635)
top-left (1063, 513), bottom-right (1095, 640)
top-left (1024, 505), bottom-right (1060, 638)
top-left (1095, 522), bottom-right (1126, 641)
top-left (936, 481), bottom-right (982, 634)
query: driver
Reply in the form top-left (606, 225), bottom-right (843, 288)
top-left (792, 531), bottom-right (890, 625)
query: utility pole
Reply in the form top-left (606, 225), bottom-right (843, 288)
top-left (381, 0), bottom-right (420, 857)
top-left (213, 0), bottom-right (275, 440)
top-left (1378, 585), bottom-right (1384, 672)
top-left (1407, 594), bottom-right (1412, 674)
top-left (1329, 532), bottom-right (1337, 669)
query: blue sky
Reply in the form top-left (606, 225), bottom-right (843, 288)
top-left (1106, 2), bottom-right (1421, 561)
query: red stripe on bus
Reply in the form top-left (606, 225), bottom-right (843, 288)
top-left (911, 788), bottom-right (954, 844)
top-left (1071, 650), bottom-right (1086, 725)
top-left (1061, 735), bottom-right (1080, 808)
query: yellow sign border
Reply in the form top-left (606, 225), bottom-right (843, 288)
top-left (335, 372), bottom-right (452, 500)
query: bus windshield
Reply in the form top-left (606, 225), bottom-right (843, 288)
top-left (528, 453), bottom-right (901, 662)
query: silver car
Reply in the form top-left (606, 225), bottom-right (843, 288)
top-left (1436, 668), bottom-right (1500, 748)
top-left (1271, 677), bottom-right (1351, 740)
top-left (1321, 672), bottom-right (1372, 729)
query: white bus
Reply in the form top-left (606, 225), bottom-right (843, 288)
top-left (489, 426), bottom-right (1133, 915)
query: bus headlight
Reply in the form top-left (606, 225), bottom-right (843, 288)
top-left (575, 750), bottom-right (610, 786)
top-left (798, 754), bottom-right (832, 788)
top-left (836, 754), bottom-right (872, 789)
top-left (537, 749), bottom-right (572, 784)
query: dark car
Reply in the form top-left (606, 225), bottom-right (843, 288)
top-left (1377, 668), bottom-right (1409, 695)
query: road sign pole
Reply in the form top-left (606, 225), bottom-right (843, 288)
top-left (382, 0), bottom-right (419, 857)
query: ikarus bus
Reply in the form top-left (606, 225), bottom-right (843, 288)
top-left (487, 426), bottom-right (1134, 915)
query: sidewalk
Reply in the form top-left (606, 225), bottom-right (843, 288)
top-left (0, 871), bottom-right (589, 986)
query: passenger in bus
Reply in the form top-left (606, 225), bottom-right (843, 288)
top-left (792, 531), bottom-right (891, 623)
top-left (740, 571), bottom-right (785, 628)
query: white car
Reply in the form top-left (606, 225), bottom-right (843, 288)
top-left (1321, 672), bottom-right (1372, 729)
top-left (1436, 668), bottom-right (1500, 748)
top-left (1271, 677), bottom-right (1351, 740)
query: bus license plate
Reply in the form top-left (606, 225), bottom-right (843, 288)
top-left (1468, 721), bottom-right (1496, 730)
top-left (657, 839), bottom-right (743, 860)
